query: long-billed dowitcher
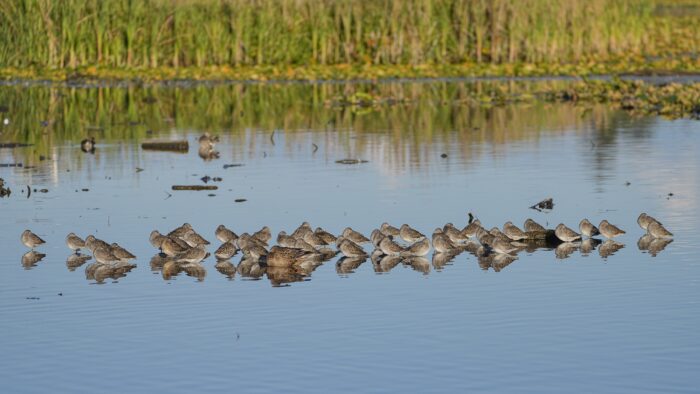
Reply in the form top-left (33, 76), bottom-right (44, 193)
top-left (336, 236), bottom-right (368, 257)
top-left (252, 226), bottom-right (272, 245)
top-left (599, 220), bottom-right (625, 239)
top-left (443, 223), bottom-right (468, 243)
top-left (215, 224), bottom-right (238, 243)
top-left (85, 235), bottom-right (110, 253)
top-left (476, 227), bottom-right (496, 247)
top-left (489, 227), bottom-right (509, 240)
top-left (579, 219), bottom-right (600, 238)
top-left (277, 231), bottom-right (297, 247)
top-left (491, 238), bottom-right (518, 255)
top-left (183, 230), bottom-right (210, 247)
top-left (462, 220), bottom-right (482, 238)
top-left (523, 218), bottom-right (546, 232)
top-left (291, 222), bottom-right (313, 239)
top-left (555, 224), bottom-right (581, 242)
top-left (399, 224), bottom-right (425, 243)
top-left (379, 236), bottom-right (405, 256)
top-left (503, 222), bottom-right (528, 241)
top-left (161, 237), bottom-right (189, 257)
top-left (647, 221), bottom-right (673, 238)
top-left (149, 230), bottom-right (167, 250)
top-left (314, 227), bottom-right (336, 244)
top-left (432, 229), bottom-right (457, 253)
top-left (21, 230), bottom-right (45, 249)
top-left (401, 237), bottom-right (430, 257)
top-left (342, 227), bottom-right (370, 244)
top-left (215, 241), bottom-right (238, 260)
top-left (168, 223), bottom-right (192, 239)
top-left (302, 231), bottom-right (327, 247)
top-left (93, 246), bottom-right (121, 264)
top-left (110, 243), bottom-right (136, 261)
top-left (174, 245), bottom-right (209, 264)
top-left (637, 213), bottom-right (661, 231)
top-left (379, 222), bottom-right (400, 237)
top-left (65, 233), bottom-right (85, 253)
top-left (370, 229), bottom-right (386, 247)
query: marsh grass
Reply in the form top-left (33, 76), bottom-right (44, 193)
top-left (0, 0), bottom-right (661, 70)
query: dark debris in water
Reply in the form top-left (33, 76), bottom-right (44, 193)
top-left (530, 198), bottom-right (554, 211)
top-left (223, 163), bottom-right (245, 169)
top-left (235, 198), bottom-right (247, 203)
top-left (0, 143), bottom-right (32, 148)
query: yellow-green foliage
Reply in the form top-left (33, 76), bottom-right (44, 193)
top-left (0, 0), bottom-right (657, 69)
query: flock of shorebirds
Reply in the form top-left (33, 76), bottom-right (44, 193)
top-left (19, 212), bottom-right (674, 282)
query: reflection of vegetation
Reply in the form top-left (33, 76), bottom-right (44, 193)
top-left (0, 81), bottom-right (630, 169)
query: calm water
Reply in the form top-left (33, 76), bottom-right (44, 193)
top-left (0, 81), bottom-right (699, 393)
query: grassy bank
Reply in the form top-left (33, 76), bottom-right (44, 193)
top-left (4, 0), bottom-right (696, 79)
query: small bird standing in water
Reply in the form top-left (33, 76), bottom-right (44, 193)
top-left (336, 237), bottom-right (367, 257)
top-left (399, 224), bottom-right (426, 243)
top-left (314, 227), bottom-right (337, 244)
top-left (110, 243), bottom-right (136, 261)
top-left (554, 224), bottom-right (581, 242)
top-left (579, 219), bottom-right (600, 238)
top-left (80, 137), bottom-right (95, 153)
top-left (401, 237), bottom-right (430, 257)
top-left (461, 220), bottom-right (482, 238)
top-left (599, 220), bottom-right (625, 239)
top-left (21, 230), bottom-right (45, 249)
top-left (342, 227), bottom-right (370, 244)
top-left (647, 221), bottom-right (673, 239)
top-left (215, 241), bottom-right (238, 260)
top-left (215, 224), bottom-right (238, 243)
top-left (379, 222), bottom-right (400, 237)
top-left (378, 236), bottom-right (405, 256)
top-left (66, 233), bottom-right (86, 253)
top-left (523, 218), bottom-right (546, 232)
top-left (502, 222), bottom-right (528, 241)
top-left (432, 229), bottom-right (458, 253)
top-left (637, 213), bottom-right (661, 231)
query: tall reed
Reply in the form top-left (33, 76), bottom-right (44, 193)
top-left (0, 0), bottom-right (657, 69)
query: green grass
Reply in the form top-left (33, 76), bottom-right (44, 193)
top-left (0, 0), bottom-right (661, 71)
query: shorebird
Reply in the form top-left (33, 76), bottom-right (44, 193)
top-left (85, 235), bottom-right (110, 253)
top-left (302, 231), bottom-right (327, 247)
top-left (647, 221), bottom-right (673, 238)
top-left (555, 224), bottom-right (581, 242)
top-left (336, 237), bottom-right (367, 257)
top-left (599, 220), bottom-right (625, 239)
top-left (149, 230), bottom-right (167, 250)
top-left (443, 223), bottom-right (468, 243)
top-left (489, 227), bottom-right (509, 240)
top-left (399, 224), bottom-right (425, 243)
top-left (174, 245), bottom-right (209, 264)
top-left (523, 218), bottom-right (546, 232)
top-left (401, 237), bottom-right (430, 257)
top-left (21, 230), bottom-right (45, 249)
top-left (267, 246), bottom-right (321, 267)
top-left (251, 226), bottom-right (271, 245)
top-left (110, 243), bottom-right (136, 261)
top-left (65, 233), bottom-right (85, 253)
top-left (491, 238), bottom-right (518, 255)
top-left (314, 227), bottom-right (336, 244)
top-left (432, 229), bottom-right (458, 253)
top-left (476, 227), bottom-right (496, 247)
top-left (161, 237), bottom-right (189, 257)
top-left (579, 219), bottom-right (600, 238)
top-left (168, 223), bottom-right (192, 239)
top-left (240, 242), bottom-right (268, 261)
top-left (277, 231), bottom-right (297, 247)
top-left (182, 230), bottom-right (210, 247)
top-left (342, 227), bottom-right (370, 244)
top-left (291, 222), bottom-right (313, 239)
top-left (637, 213), bottom-right (661, 231)
top-left (215, 225), bottom-right (238, 243)
top-left (215, 241), bottom-right (238, 260)
top-left (93, 246), bottom-right (121, 264)
top-left (370, 229), bottom-right (386, 247)
top-left (462, 220), bottom-right (482, 238)
top-left (379, 222), bottom-right (400, 237)
top-left (378, 236), bottom-right (405, 256)
top-left (503, 222), bottom-right (528, 241)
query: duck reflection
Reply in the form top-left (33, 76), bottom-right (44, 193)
top-left (599, 240), bottom-right (625, 259)
top-left (336, 256), bottom-right (366, 275)
top-left (66, 253), bottom-right (92, 271)
top-left (85, 261), bottom-right (136, 284)
top-left (22, 251), bottom-right (46, 269)
top-left (215, 260), bottom-right (237, 280)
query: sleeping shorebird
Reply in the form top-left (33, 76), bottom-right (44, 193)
top-left (66, 233), bottom-right (86, 253)
top-left (21, 230), bottom-right (45, 249)
top-left (399, 224), bottom-right (425, 243)
top-left (555, 224), bottom-right (581, 242)
top-left (599, 220), bottom-right (625, 239)
top-left (502, 222), bottom-right (528, 241)
top-left (637, 213), bottom-right (661, 231)
top-left (647, 221), bottom-right (673, 238)
top-left (523, 218), bottom-right (546, 232)
top-left (579, 219), bottom-right (600, 238)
